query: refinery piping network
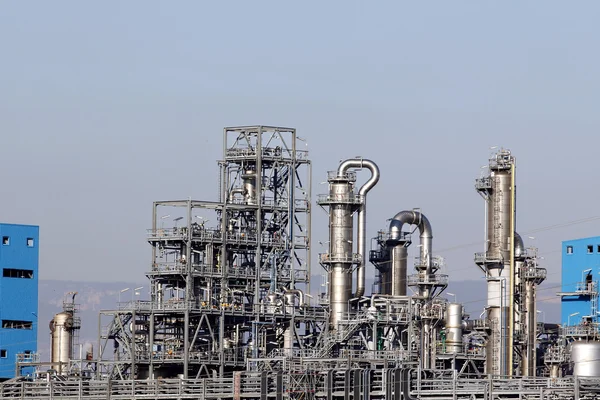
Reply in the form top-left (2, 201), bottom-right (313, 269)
top-left (4, 126), bottom-right (600, 399)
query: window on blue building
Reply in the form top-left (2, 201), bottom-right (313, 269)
top-left (0, 350), bottom-right (6, 358)
top-left (1, 320), bottom-right (32, 329)
top-left (588, 245), bottom-right (594, 253)
top-left (567, 246), bottom-right (573, 254)
top-left (2, 269), bottom-right (34, 279)
top-left (26, 238), bottom-right (34, 247)
top-left (2, 236), bottom-right (9, 245)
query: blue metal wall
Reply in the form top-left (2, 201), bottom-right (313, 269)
top-left (0, 223), bottom-right (39, 380)
top-left (561, 236), bottom-right (600, 326)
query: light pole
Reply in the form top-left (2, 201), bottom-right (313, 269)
top-left (119, 288), bottom-right (130, 305)
top-left (133, 286), bottom-right (144, 302)
top-left (536, 310), bottom-right (545, 323)
top-left (568, 312), bottom-right (580, 326)
top-left (173, 216), bottom-right (183, 229)
top-left (447, 292), bottom-right (456, 303)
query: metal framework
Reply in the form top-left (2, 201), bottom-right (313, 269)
top-left (94, 126), bottom-right (318, 380)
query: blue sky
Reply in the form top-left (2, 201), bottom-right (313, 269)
top-left (1, 0), bottom-right (599, 319)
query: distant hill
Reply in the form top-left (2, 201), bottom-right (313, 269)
top-left (37, 278), bottom-right (561, 361)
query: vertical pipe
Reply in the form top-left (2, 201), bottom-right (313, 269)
top-left (149, 313), bottom-right (154, 379)
top-left (524, 281), bottom-right (536, 376)
top-left (422, 325), bottom-right (431, 369)
top-left (307, 162), bottom-right (312, 297)
top-left (289, 130), bottom-right (296, 289)
top-left (254, 128), bottom-right (262, 305)
top-left (183, 200), bottom-right (192, 379)
top-left (131, 310), bottom-right (136, 379)
top-left (508, 162), bottom-right (516, 376)
top-left (151, 203), bottom-right (157, 304)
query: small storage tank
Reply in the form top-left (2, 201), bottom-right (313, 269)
top-left (571, 342), bottom-right (600, 376)
top-left (49, 312), bottom-right (74, 374)
top-left (444, 303), bottom-right (463, 353)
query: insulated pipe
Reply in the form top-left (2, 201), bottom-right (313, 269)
top-left (337, 159), bottom-right (380, 298)
top-left (389, 211), bottom-right (433, 297)
top-left (389, 211), bottom-right (433, 273)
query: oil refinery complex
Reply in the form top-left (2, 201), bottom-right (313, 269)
top-left (3, 126), bottom-right (600, 399)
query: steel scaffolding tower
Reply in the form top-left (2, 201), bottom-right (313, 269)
top-left (96, 126), bottom-right (320, 380)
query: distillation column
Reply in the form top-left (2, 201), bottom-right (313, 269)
top-left (318, 159), bottom-right (379, 329)
top-left (475, 149), bottom-right (516, 376)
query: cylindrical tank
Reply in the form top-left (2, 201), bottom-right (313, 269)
top-left (445, 303), bottom-right (463, 353)
top-left (242, 169), bottom-right (257, 205)
top-left (266, 293), bottom-right (280, 313)
top-left (328, 180), bottom-right (354, 329)
top-left (571, 342), bottom-right (600, 376)
top-left (523, 280), bottom-right (536, 376)
top-left (284, 292), bottom-right (295, 314)
top-left (50, 312), bottom-right (73, 374)
top-left (84, 342), bottom-right (94, 361)
top-left (390, 245), bottom-right (407, 296)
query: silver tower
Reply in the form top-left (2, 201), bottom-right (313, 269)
top-left (317, 159), bottom-right (379, 329)
top-left (95, 126), bottom-right (318, 379)
top-left (475, 149), bottom-right (516, 376)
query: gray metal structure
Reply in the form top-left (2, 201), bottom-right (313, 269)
top-left (4, 136), bottom-right (599, 399)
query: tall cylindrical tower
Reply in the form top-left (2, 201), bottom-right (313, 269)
top-left (326, 174), bottom-right (356, 329)
top-left (475, 149), bottom-right (516, 376)
top-left (317, 159), bottom-right (379, 330)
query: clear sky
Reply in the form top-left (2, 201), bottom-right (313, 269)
top-left (1, 0), bottom-right (599, 303)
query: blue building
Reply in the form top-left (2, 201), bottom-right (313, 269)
top-left (0, 223), bottom-right (39, 380)
top-left (560, 236), bottom-right (600, 326)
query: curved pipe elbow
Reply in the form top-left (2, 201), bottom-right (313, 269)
top-left (514, 231), bottom-right (525, 258)
top-left (389, 210), bottom-right (433, 271)
top-left (337, 158), bottom-right (380, 196)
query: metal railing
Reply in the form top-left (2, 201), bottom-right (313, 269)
top-left (437, 342), bottom-right (486, 357)
top-left (2, 371), bottom-right (592, 400)
top-left (327, 170), bottom-right (357, 181)
top-left (319, 253), bottom-right (361, 264)
top-left (474, 252), bottom-right (502, 265)
top-left (316, 193), bottom-right (364, 205)
top-left (407, 273), bottom-right (449, 286)
top-left (16, 353), bottom-right (39, 364)
top-left (475, 176), bottom-right (492, 190)
top-left (522, 265), bottom-right (547, 281)
top-left (561, 324), bottom-right (599, 338)
top-left (225, 147), bottom-right (308, 161)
